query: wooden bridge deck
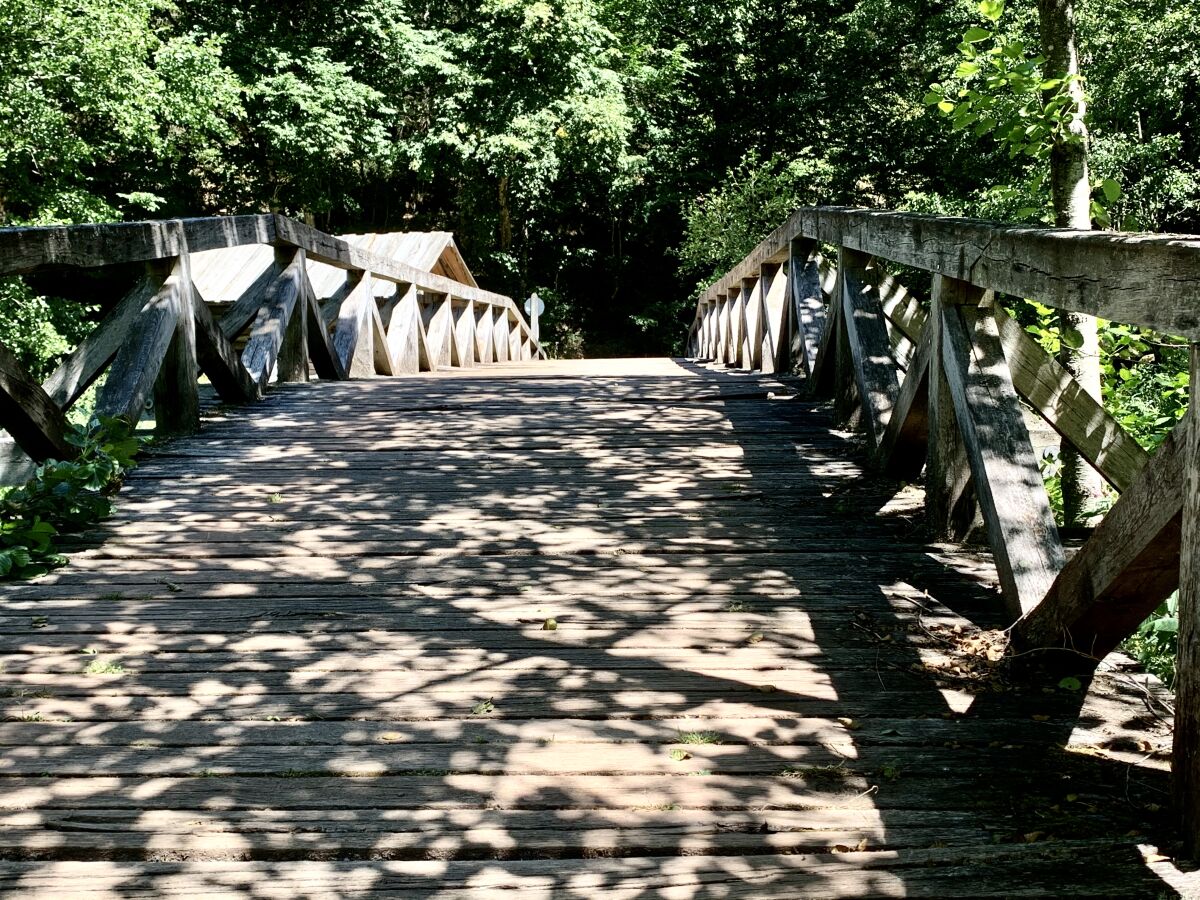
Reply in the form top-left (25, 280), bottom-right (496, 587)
top-left (0, 358), bottom-right (1181, 897)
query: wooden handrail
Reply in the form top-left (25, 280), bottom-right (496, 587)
top-left (696, 206), bottom-right (1200, 339)
top-left (0, 214), bottom-right (546, 482)
top-left (686, 203), bottom-right (1200, 849)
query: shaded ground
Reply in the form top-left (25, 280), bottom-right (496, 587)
top-left (0, 358), bottom-right (1186, 897)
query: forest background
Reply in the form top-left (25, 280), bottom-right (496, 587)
top-left (1, 0), bottom-right (1198, 671)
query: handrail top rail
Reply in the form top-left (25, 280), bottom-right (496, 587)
top-left (0, 213), bottom-right (521, 314)
top-left (702, 205), bottom-right (1200, 339)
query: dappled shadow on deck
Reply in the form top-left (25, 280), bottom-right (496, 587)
top-left (0, 359), bottom-right (1182, 897)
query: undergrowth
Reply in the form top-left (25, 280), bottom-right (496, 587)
top-left (0, 417), bottom-right (140, 579)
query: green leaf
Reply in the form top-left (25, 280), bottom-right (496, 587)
top-left (937, 100), bottom-right (956, 114)
top-left (1057, 676), bottom-right (1082, 691)
top-left (923, 91), bottom-right (943, 106)
top-left (963, 27), bottom-right (992, 43)
top-left (1101, 177), bottom-right (1122, 204)
top-left (978, 0), bottom-right (1005, 22)
top-left (954, 62), bottom-right (981, 78)
top-left (1061, 328), bottom-right (1085, 350)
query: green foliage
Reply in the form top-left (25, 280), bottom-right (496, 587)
top-left (925, 1), bottom-right (1084, 162)
top-left (0, 418), bottom-right (141, 579)
top-left (1122, 595), bottom-right (1178, 687)
top-left (678, 150), bottom-right (834, 288)
top-left (0, 279), bottom-right (96, 381)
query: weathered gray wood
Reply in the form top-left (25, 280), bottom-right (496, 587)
top-left (0, 340), bottom-right (75, 461)
top-left (866, 273), bottom-right (1145, 491)
top-left (0, 215), bottom-right (274, 277)
top-left (369, 296), bottom-right (395, 376)
top-left (839, 248), bottom-right (900, 450)
top-left (217, 265), bottom-right (275, 340)
top-left (740, 276), bottom-right (761, 370)
top-left (385, 284), bottom-right (420, 374)
top-left (304, 274), bottom-right (347, 381)
top-left (788, 239), bottom-right (824, 377)
top-left (1015, 421), bottom-right (1183, 659)
top-left (190, 287), bottom-right (260, 404)
top-left (451, 300), bottom-right (476, 369)
top-left (809, 268), bottom-right (843, 399)
top-left (329, 274), bottom-right (375, 378)
top-left (150, 254), bottom-right (200, 436)
top-left (926, 278), bottom-right (977, 540)
top-left (96, 261), bottom-right (184, 426)
top-left (42, 278), bottom-right (155, 410)
top-left (702, 206), bottom-right (1200, 339)
top-left (993, 303), bottom-right (1147, 492)
top-left (241, 248), bottom-right (305, 388)
top-left (1178, 345), bottom-right (1200, 857)
top-left (272, 216), bottom-right (516, 311)
top-left (876, 321), bottom-right (932, 478)
top-left (939, 288), bottom-right (1065, 618)
top-left (473, 302), bottom-right (495, 365)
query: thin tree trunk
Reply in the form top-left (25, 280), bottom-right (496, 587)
top-left (1038, 0), bottom-right (1104, 526)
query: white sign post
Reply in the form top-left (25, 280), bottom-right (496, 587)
top-left (524, 292), bottom-right (545, 344)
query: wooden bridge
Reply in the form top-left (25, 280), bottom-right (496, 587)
top-left (0, 211), bottom-right (1197, 896)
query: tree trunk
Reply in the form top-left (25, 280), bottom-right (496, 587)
top-left (1038, 0), bottom-right (1104, 526)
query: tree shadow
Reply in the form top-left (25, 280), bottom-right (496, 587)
top-left (0, 359), bottom-right (1183, 897)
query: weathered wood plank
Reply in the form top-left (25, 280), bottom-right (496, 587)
top-left (1014, 421), bottom-right (1183, 658)
top-left (190, 286), bottom-right (260, 403)
top-left (993, 304), bottom-right (1147, 491)
top-left (0, 215), bottom-right (275, 277)
top-left (369, 295), bottom-right (395, 376)
top-left (702, 206), bottom-right (1200, 339)
top-left (875, 320), bottom-right (932, 477)
top-left (1177, 344), bottom-right (1200, 857)
top-left (927, 278), bottom-right (977, 540)
top-left (303, 274), bottom-right (347, 381)
top-left (272, 216), bottom-right (516, 311)
top-left (241, 249), bottom-right (305, 388)
top-left (385, 284), bottom-right (420, 374)
top-left (217, 265), bottom-right (275, 340)
top-left (473, 302), bottom-right (495, 365)
top-left (839, 248), bottom-right (900, 450)
top-left (150, 254), bottom-right (200, 436)
top-left (788, 239), bottom-right (824, 377)
top-left (329, 273), bottom-right (375, 378)
top-left (96, 261), bottom-right (184, 426)
top-left (939, 286), bottom-right (1065, 618)
top-left (42, 278), bottom-right (155, 410)
top-left (0, 340), bottom-right (74, 461)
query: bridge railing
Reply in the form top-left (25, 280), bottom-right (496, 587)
top-left (0, 214), bottom-right (545, 475)
top-left (686, 205), bottom-right (1200, 842)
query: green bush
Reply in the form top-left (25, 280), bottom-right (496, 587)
top-left (0, 417), bottom-right (140, 579)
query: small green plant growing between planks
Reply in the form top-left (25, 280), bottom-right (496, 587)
top-left (0, 417), bottom-right (141, 580)
top-left (677, 731), bottom-right (723, 745)
top-left (82, 658), bottom-right (125, 676)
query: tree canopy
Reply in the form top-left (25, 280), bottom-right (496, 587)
top-left (1, 0), bottom-right (1198, 356)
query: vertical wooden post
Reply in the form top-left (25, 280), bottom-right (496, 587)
top-left (789, 238), bottom-right (825, 378)
top-left (151, 249), bottom-right (200, 436)
top-left (741, 276), bottom-right (761, 371)
top-left (760, 263), bottom-right (784, 375)
top-left (832, 252), bottom-right (860, 429)
top-left (839, 249), bottom-right (899, 451)
top-left (927, 275), bottom-right (976, 540)
top-left (276, 248), bottom-right (309, 383)
top-left (1176, 343), bottom-right (1200, 856)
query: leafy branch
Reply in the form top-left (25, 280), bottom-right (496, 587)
top-left (0, 417), bottom-right (141, 579)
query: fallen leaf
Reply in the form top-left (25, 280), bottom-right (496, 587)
top-left (748, 632), bottom-right (765, 644)
top-left (837, 717), bottom-right (861, 731)
top-left (669, 749), bottom-right (692, 761)
top-left (542, 618), bottom-right (558, 631)
top-left (379, 732), bottom-right (404, 743)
